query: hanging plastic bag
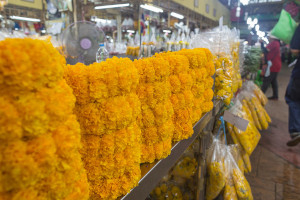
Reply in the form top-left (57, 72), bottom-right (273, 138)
top-left (228, 144), bottom-right (245, 174)
top-left (229, 101), bottom-right (261, 155)
top-left (223, 146), bottom-right (239, 200)
top-left (244, 80), bottom-right (268, 106)
top-left (271, 9), bottom-right (298, 44)
top-left (230, 154), bottom-right (254, 200)
top-left (206, 137), bottom-right (226, 200)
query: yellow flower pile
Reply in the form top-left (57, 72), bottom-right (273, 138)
top-left (0, 38), bottom-right (89, 199)
top-left (214, 55), bottom-right (235, 105)
top-left (65, 57), bottom-right (141, 200)
top-left (126, 46), bottom-right (140, 57)
top-left (134, 56), bottom-right (174, 163)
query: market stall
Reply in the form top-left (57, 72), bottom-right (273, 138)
top-left (0, 21), bottom-right (270, 200)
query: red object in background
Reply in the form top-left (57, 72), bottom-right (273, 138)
top-left (267, 40), bottom-right (282, 72)
top-left (285, 1), bottom-right (299, 18)
top-left (34, 23), bottom-right (41, 32)
top-left (231, 6), bottom-right (244, 22)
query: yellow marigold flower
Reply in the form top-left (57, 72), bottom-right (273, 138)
top-left (201, 101), bottom-right (214, 113)
top-left (64, 63), bottom-right (90, 105)
top-left (192, 82), bottom-right (205, 98)
top-left (0, 97), bottom-right (22, 141)
top-left (179, 73), bottom-right (193, 91)
top-left (170, 75), bottom-right (181, 94)
top-left (204, 89), bottom-right (214, 102)
top-left (0, 38), bottom-right (65, 92)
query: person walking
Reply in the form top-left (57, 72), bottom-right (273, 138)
top-left (286, 24), bottom-right (300, 146)
top-left (261, 34), bottom-right (282, 100)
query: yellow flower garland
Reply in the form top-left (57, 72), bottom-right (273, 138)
top-left (0, 38), bottom-right (89, 200)
top-left (65, 57), bottom-right (141, 200)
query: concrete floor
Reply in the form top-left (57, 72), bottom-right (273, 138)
top-left (247, 64), bottom-right (300, 200)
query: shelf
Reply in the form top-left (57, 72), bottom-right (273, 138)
top-left (121, 100), bottom-right (223, 200)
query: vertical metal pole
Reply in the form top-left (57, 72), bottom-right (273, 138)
top-left (116, 14), bottom-right (122, 43)
top-left (73, 0), bottom-right (77, 23)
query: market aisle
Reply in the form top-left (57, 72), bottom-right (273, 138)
top-left (247, 64), bottom-right (300, 200)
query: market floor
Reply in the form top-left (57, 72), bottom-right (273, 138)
top-left (246, 64), bottom-right (300, 200)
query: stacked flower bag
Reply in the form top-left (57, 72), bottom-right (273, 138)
top-left (64, 57), bottom-right (141, 200)
top-left (0, 38), bottom-right (89, 199)
top-left (134, 57), bottom-right (174, 163)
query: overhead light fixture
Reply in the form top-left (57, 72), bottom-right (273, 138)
top-left (95, 3), bottom-right (130, 10)
top-left (127, 30), bottom-right (135, 33)
top-left (170, 12), bottom-right (184, 19)
top-left (163, 30), bottom-right (171, 33)
top-left (10, 16), bottom-right (41, 22)
top-left (140, 4), bottom-right (163, 13)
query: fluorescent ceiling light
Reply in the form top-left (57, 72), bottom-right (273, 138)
top-left (127, 30), bottom-right (135, 33)
top-left (163, 30), bottom-right (171, 33)
top-left (140, 4), bottom-right (163, 13)
top-left (10, 16), bottom-right (41, 22)
top-left (95, 3), bottom-right (129, 10)
top-left (170, 12), bottom-right (184, 19)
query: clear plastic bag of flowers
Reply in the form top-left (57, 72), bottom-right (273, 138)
top-left (225, 146), bottom-right (254, 200)
top-left (223, 146), bottom-right (239, 200)
top-left (228, 100), bottom-right (261, 156)
top-left (172, 155), bottom-right (198, 179)
top-left (151, 181), bottom-right (183, 200)
top-left (205, 136), bottom-right (226, 200)
top-left (243, 80), bottom-right (268, 106)
top-left (239, 88), bottom-right (271, 130)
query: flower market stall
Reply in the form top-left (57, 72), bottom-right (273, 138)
top-left (0, 25), bottom-right (270, 200)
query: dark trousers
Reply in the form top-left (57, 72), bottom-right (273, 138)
top-left (261, 72), bottom-right (278, 98)
top-left (285, 78), bottom-right (300, 136)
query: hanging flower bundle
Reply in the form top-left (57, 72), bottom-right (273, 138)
top-left (231, 42), bottom-right (243, 93)
top-left (134, 56), bottom-right (174, 163)
top-left (65, 57), bottom-right (141, 200)
top-left (214, 54), bottom-right (235, 105)
top-left (0, 38), bottom-right (89, 200)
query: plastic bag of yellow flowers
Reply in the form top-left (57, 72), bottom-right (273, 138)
top-left (238, 86), bottom-right (271, 131)
top-left (206, 137), bottom-right (226, 200)
top-left (224, 145), bottom-right (253, 200)
top-left (214, 55), bottom-right (235, 105)
top-left (227, 100), bottom-right (261, 155)
top-left (151, 182), bottom-right (183, 200)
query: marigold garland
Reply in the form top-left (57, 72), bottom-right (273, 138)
top-left (65, 57), bottom-right (142, 200)
top-left (0, 38), bottom-right (89, 200)
top-left (135, 56), bottom-right (174, 163)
